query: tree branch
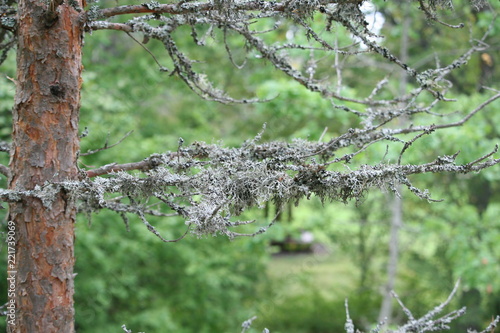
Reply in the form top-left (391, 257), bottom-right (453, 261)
top-left (85, 0), bottom-right (495, 109)
top-left (86, 154), bottom-right (163, 177)
top-left (418, 0), bottom-right (465, 29)
top-left (80, 130), bottom-right (133, 156)
top-left (88, 21), bottom-right (133, 32)
top-left (91, 0), bottom-right (342, 19)
top-left (389, 92), bottom-right (500, 136)
top-left (0, 164), bottom-right (11, 179)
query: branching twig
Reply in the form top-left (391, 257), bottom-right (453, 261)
top-left (81, 130), bottom-right (134, 156)
top-left (385, 92), bottom-right (500, 137)
top-left (137, 211), bottom-right (190, 242)
top-left (418, 0), bottom-right (465, 29)
top-left (125, 32), bottom-right (169, 72)
top-left (398, 126), bottom-right (436, 165)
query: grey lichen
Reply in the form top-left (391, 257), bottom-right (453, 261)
top-left (141, 0), bottom-right (160, 10)
top-left (1, 124), bottom-right (498, 240)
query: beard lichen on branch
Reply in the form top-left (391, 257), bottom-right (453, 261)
top-left (1, 135), bottom-right (498, 240)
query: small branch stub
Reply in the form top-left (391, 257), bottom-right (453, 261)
top-left (44, 0), bottom-right (64, 27)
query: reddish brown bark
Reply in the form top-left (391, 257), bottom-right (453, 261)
top-left (8, 0), bottom-right (83, 332)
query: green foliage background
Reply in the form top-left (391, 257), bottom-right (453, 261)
top-left (1, 1), bottom-right (500, 332)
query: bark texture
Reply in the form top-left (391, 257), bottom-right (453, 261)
top-left (8, 0), bottom-right (83, 331)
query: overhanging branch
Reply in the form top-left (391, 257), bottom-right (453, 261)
top-left (84, 0), bottom-right (496, 108)
top-left (91, 0), bottom-right (341, 19)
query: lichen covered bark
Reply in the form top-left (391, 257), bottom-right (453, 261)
top-left (8, 0), bottom-right (83, 331)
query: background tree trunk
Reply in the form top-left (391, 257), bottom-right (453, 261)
top-left (378, 0), bottom-right (410, 324)
top-left (8, 0), bottom-right (83, 331)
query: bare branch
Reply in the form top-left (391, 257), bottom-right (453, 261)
top-left (137, 212), bottom-right (190, 243)
top-left (96, 200), bottom-right (178, 218)
top-left (432, 93), bottom-right (500, 129)
top-left (0, 164), bottom-right (10, 178)
top-left (86, 154), bottom-right (163, 177)
top-left (125, 32), bottom-right (169, 72)
top-left (80, 130), bottom-right (134, 156)
top-left (223, 27), bottom-right (247, 70)
top-left (418, 0), bottom-right (465, 29)
top-left (398, 126), bottom-right (436, 165)
top-left (466, 144), bottom-right (499, 166)
top-left (389, 92), bottom-right (500, 136)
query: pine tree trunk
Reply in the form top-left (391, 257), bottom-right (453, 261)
top-left (8, 0), bottom-right (83, 331)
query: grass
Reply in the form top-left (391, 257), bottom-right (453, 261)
top-left (266, 250), bottom-right (360, 300)
top-left (249, 251), bottom-right (365, 333)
